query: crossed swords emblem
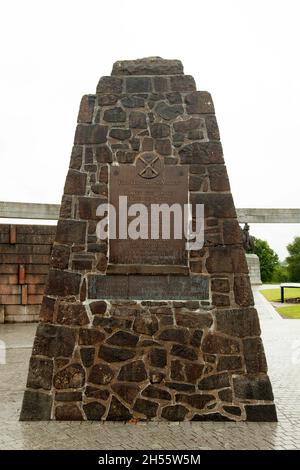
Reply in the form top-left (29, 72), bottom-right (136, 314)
top-left (137, 153), bottom-right (161, 179)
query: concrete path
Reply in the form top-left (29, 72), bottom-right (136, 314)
top-left (0, 287), bottom-right (300, 450)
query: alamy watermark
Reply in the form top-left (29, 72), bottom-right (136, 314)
top-left (95, 197), bottom-right (204, 250)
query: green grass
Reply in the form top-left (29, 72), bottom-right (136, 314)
top-left (276, 305), bottom-right (300, 319)
top-left (260, 287), bottom-right (300, 302)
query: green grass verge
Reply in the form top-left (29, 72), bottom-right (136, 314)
top-left (276, 305), bottom-right (300, 319)
top-left (260, 287), bottom-right (300, 302)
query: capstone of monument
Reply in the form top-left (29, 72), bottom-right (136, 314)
top-left (20, 57), bottom-right (276, 422)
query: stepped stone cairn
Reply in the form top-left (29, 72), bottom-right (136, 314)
top-left (20, 57), bottom-right (276, 422)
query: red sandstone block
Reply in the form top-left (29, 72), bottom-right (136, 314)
top-left (28, 284), bottom-right (45, 294)
top-left (0, 285), bottom-right (21, 295)
top-left (5, 312), bottom-right (39, 323)
top-left (21, 285), bottom-right (28, 305)
top-left (24, 274), bottom-right (48, 285)
top-left (0, 225), bottom-right (10, 234)
top-left (28, 294), bottom-right (43, 305)
top-left (0, 254), bottom-right (50, 264)
top-left (0, 233), bottom-right (10, 243)
top-left (16, 234), bottom-right (55, 245)
top-left (16, 225), bottom-right (57, 235)
top-left (0, 294), bottom-right (21, 305)
top-left (10, 225), bottom-right (17, 244)
top-left (5, 304), bottom-right (40, 317)
top-left (0, 244), bottom-right (18, 253)
top-left (0, 274), bottom-right (18, 284)
top-left (0, 264), bottom-right (18, 274)
top-left (28, 245), bottom-right (52, 254)
top-left (24, 264), bottom-right (49, 274)
top-left (0, 244), bottom-right (52, 255)
top-left (19, 265), bottom-right (25, 284)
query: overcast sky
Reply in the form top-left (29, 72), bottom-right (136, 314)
top-left (0, 0), bottom-right (299, 260)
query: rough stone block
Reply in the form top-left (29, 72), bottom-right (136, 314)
top-left (208, 165), bottom-right (230, 191)
top-left (53, 363), bottom-right (85, 389)
top-left (170, 75), bottom-right (196, 91)
top-left (109, 128), bottom-right (131, 140)
top-left (64, 170), bottom-right (87, 195)
top-left (223, 219), bottom-right (243, 245)
top-left (217, 355), bottom-right (243, 371)
top-left (99, 345), bottom-right (135, 362)
top-left (112, 58), bottom-right (183, 76)
top-left (202, 333), bottom-right (240, 354)
top-left (142, 385), bottom-right (171, 401)
top-left (185, 91), bottom-right (214, 114)
top-left (129, 111), bottom-right (147, 128)
top-left (121, 96), bottom-right (145, 108)
top-left (233, 374), bottom-right (274, 401)
top-left (95, 145), bottom-right (112, 163)
top-left (111, 383), bottom-right (140, 404)
top-left (50, 244), bottom-right (70, 270)
top-left (243, 337), bottom-right (267, 373)
top-left (150, 122), bottom-right (170, 138)
top-left (96, 76), bottom-right (123, 94)
top-left (234, 275), bottom-right (254, 306)
top-left (106, 397), bottom-right (132, 421)
top-left (27, 357), bottom-right (53, 390)
top-left (149, 348), bottom-right (167, 368)
top-left (77, 95), bottom-right (96, 123)
top-left (89, 363), bottom-right (114, 385)
top-left (78, 197), bottom-right (106, 220)
top-left (20, 391), bottom-right (52, 420)
top-left (107, 331), bottom-right (139, 347)
top-left (155, 102), bottom-right (184, 120)
top-left (176, 393), bottom-right (215, 409)
top-left (33, 324), bottom-right (76, 358)
top-left (211, 278), bottom-right (230, 293)
top-left (161, 405), bottom-right (188, 421)
top-left (126, 77), bottom-right (152, 93)
top-left (103, 107), bottom-right (126, 122)
top-left (56, 302), bottom-right (89, 326)
top-left (79, 328), bottom-right (105, 345)
top-left (46, 269), bottom-right (81, 297)
top-left (244, 404), bottom-right (277, 422)
top-left (74, 124), bottom-right (108, 144)
top-left (55, 391), bottom-right (82, 402)
top-left (55, 404), bottom-right (83, 420)
top-left (117, 360), bottom-right (147, 382)
top-left (180, 142), bottom-right (223, 165)
top-left (215, 308), bottom-right (260, 338)
top-left (69, 146), bottom-right (83, 170)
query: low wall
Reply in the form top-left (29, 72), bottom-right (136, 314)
top-left (0, 224), bottom-right (56, 322)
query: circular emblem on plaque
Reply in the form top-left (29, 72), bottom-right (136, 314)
top-left (136, 152), bottom-right (162, 179)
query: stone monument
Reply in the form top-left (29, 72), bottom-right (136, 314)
top-left (20, 58), bottom-right (276, 421)
top-left (241, 223), bottom-right (262, 285)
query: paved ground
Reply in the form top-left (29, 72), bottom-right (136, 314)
top-left (0, 286), bottom-right (300, 450)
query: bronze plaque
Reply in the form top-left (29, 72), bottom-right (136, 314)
top-left (109, 154), bottom-right (188, 266)
top-left (88, 274), bottom-right (209, 300)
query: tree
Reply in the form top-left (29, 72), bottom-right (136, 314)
top-left (272, 264), bottom-right (289, 283)
top-left (286, 236), bottom-right (300, 282)
top-left (254, 238), bottom-right (279, 283)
